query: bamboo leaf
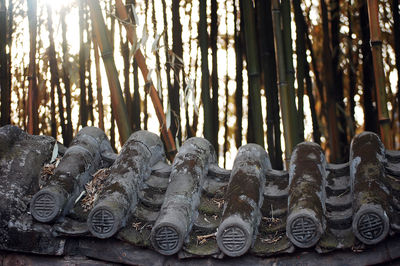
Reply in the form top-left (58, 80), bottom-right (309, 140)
top-left (170, 52), bottom-right (175, 68)
top-left (179, 91), bottom-right (184, 110)
top-left (152, 33), bottom-right (161, 53)
top-left (166, 102), bottom-right (171, 130)
top-left (156, 70), bottom-right (162, 99)
top-left (147, 68), bottom-right (153, 83)
top-left (141, 27), bottom-right (148, 48)
top-left (130, 4), bottom-right (139, 26)
top-left (50, 143), bottom-right (58, 163)
top-left (129, 40), bottom-right (139, 62)
top-left (175, 136), bottom-right (180, 150)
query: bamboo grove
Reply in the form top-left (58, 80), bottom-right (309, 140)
top-left (0, 0), bottom-right (399, 169)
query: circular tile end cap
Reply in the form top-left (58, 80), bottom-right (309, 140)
top-left (216, 219), bottom-right (252, 257)
top-left (151, 222), bottom-right (183, 256)
top-left (286, 212), bottom-right (322, 248)
top-left (88, 206), bottom-right (119, 239)
top-left (30, 190), bottom-right (62, 223)
top-left (352, 205), bottom-right (389, 245)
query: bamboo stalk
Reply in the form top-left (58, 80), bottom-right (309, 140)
top-left (60, 8), bottom-right (73, 146)
top-left (93, 35), bottom-right (104, 131)
top-left (119, 26), bottom-right (132, 124)
top-left (359, 1), bottom-right (378, 134)
top-left (199, 0), bottom-right (213, 145)
top-left (211, 0), bottom-right (219, 152)
top-left (367, 0), bottom-right (393, 149)
top-left (171, 0), bottom-right (183, 144)
top-left (6, 0), bottom-right (12, 126)
top-left (257, 0), bottom-right (283, 169)
top-left (292, 0), bottom-right (305, 140)
top-left (271, 0), bottom-right (298, 166)
top-left (223, 0), bottom-right (229, 168)
top-left (320, 0), bottom-right (341, 162)
top-left (87, 42), bottom-right (94, 124)
top-left (87, 0), bottom-right (132, 144)
top-left (79, 0), bottom-right (87, 127)
top-left (347, 4), bottom-right (357, 138)
top-left (151, 0), bottom-right (163, 104)
top-left (27, 0), bottom-right (38, 135)
top-left (242, 0), bottom-right (265, 148)
top-left (0, 0), bottom-right (10, 126)
top-left (47, 4), bottom-right (66, 141)
top-left (393, 0), bottom-right (400, 127)
top-left (293, 0), bottom-right (321, 144)
top-left (281, 0), bottom-right (302, 143)
top-left (185, 1), bottom-right (193, 138)
top-left (234, 0), bottom-right (243, 149)
top-left (330, 0), bottom-right (348, 154)
top-left (161, 0), bottom-right (172, 106)
top-left (114, 0), bottom-right (176, 160)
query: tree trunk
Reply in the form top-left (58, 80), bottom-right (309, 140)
top-left (79, 0), bottom-right (87, 127)
top-left (367, 0), bottom-right (393, 149)
top-left (242, 0), bottom-right (265, 147)
top-left (0, 0), bottom-right (10, 126)
top-left (257, 0), bottom-right (283, 169)
top-left (199, 0), bottom-right (213, 143)
top-left (210, 0), bottom-right (219, 154)
top-left (27, 0), bottom-right (38, 135)
top-left (60, 8), bottom-right (73, 145)
top-left (47, 5), bottom-right (67, 142)
top-left (234, 0), bottom-right (243, 149)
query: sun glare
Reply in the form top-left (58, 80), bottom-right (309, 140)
top-left (42, 0), bottom-right (74, 11)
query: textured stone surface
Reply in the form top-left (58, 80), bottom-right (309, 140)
top-left (0, 126), bottom-right (399, 263)
top-left (151, 137), bottom-right (216, 255)
top-left (350, 132), bottom-right (391, 245)
top-left (217, 144), bottom-right (270, 257)
top-left (31, 127), bottom-right (114, 223)
top-left (88, 131), bottom-right (165, 238)
top-left (287, 142), bottom-right (327, 248)
top-left (0, 125), bottom-right (65, 255)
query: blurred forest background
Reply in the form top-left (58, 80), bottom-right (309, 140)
top-left (0, 0), bottom-right (399, 169)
